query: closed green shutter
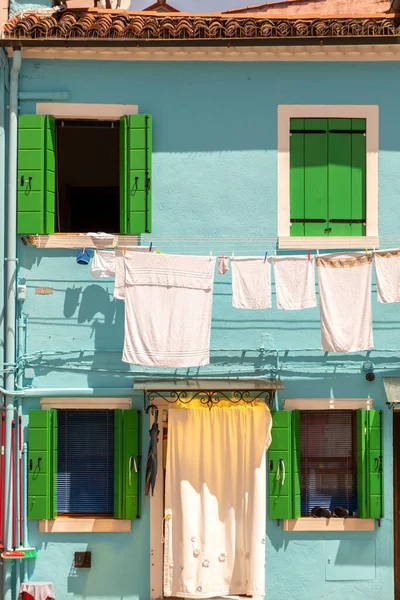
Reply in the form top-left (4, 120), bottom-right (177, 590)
top-left (328, 118), bottom-right (366, 236)
top-left (28, 409), bottom-right (57, 520)
top-left (357, 410), bottom-right (384, 519)
top-left (114, 409), bottom-right (142, 519)
top-left (18, 115), bottom-right (55, 235)
top-left (290, 118), bottom-right (328, 237)
top-left (269, 410), bottom-right (300, 519)
top-left (290, 118), bottom-right (366, 237)
top-left (120, 114), bottom-right (152, 234)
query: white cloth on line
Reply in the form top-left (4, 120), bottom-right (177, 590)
top-left (114, 246), bottom-right (152, 300)
top-left (273, 255), bottom-right (317, 310)
top-left (122, 253), bottom-right (216, 368)
top-left (91, 249), bottom-right (115, 279)
top-left (164, 405), bottom-right (271, 599)
top-left (374, 249), bottom-right (400, 303)
top-left (85, 231), bottom-right (114, 239)
top-left (19, 582), bottom-right (55, 600)
top-left (317, 253), bottom-right (373, 352)
top-left (231, 257), bottom-right (271, 309)
top-left (218, 255), bottom-right (230, 275)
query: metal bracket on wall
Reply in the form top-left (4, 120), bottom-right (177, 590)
top-left (143, 383), bottom-right (282, 413)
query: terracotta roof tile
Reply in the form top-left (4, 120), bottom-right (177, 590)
top-left (2, 9), bottom-right (399, 43)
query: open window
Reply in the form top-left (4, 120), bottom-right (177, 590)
top-left (268, 408), bottom-right (384, 522)
top-left (17, 114), bottom-right (152, 235)
top-left (28, 408), bottom-right (141, 521)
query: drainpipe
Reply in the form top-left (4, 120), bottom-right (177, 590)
top-left (4, 48), bottom-right (22, 600)
top-left (0, 50), bottom-right (6, 397)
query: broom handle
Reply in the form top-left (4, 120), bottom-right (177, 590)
top-left (12, 420), bottom-right (16, 550)
top-left (19, 416), bottom-right (22, 547)
top-left (0, 412), bottom-right (4, 547)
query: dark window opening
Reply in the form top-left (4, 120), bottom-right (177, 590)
top-left (300, 410), bottom-right (357, 517)
top-left (55, 120), bottom-right (120, 233)
top-left (58, 409), bottom-right (114, 515)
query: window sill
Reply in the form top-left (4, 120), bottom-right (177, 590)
top-left (283, 518), bottom-right (375, 532)
top-left (28, 234), bottom-right (139, 250)
top-left (39, 518), bottom-right (132, 533)
top-left (278, 236), bottom-right (379, 250)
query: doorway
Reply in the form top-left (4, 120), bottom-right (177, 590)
top-left (394, 411), bottom-right (400, 599)
top-left (56, 119), bottom-right (120, 233)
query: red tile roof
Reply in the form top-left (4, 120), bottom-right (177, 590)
top-left (2, 8), bottom-right (399, 43)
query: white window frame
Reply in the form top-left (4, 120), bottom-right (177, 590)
top-left (282, 397), bottom-right (375, 532)
top-left (38, 397), bottom-right (132, 534)
top-left (148, 399), bottom-right (264, 600)
top-left (277, 104), bottom-right (379, 250)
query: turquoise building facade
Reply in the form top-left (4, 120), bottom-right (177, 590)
top-left (0, 6), bottom-right (400, 600)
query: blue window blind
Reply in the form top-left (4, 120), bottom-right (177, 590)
top-left (58, 410), bottom-right (114, 514)
top-left (300, 410), bottom-right (357, 517)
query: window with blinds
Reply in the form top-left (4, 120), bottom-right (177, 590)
top-left (300, 410), bottom-right (357, 517)
top-left (58, 410), bottom-right (115, 515)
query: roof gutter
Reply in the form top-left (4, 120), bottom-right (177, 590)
top-left (3, 36), bottom-right (400, 48)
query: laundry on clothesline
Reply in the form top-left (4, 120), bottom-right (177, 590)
top-left (122, 253), bottom-right (216, 368)
top-left (231, 256), bottom-right (272, 309)
top-left (317, 253), bottom-right (373, 353)
top-left (374, 249), bottom-right (400, 303)
top-left (90, 249), bottom-right (115, 279)
top-left (218, 255), bottom-right (230, 275)
top-left (114, 246), bottom-right (153, 300)
top-left (273, 255), bottom-right (317, 310)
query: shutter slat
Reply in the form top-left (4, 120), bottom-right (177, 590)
top-left (58, 410), bottom-right (114, 515)
top-left (300, 410), bottom-right (357, 517)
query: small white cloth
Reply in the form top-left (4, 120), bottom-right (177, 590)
top-left (231, 257), bottom-right (271, 309)
top-left (273, 255), bottom-right (316, 310)
top-left (317, 253), bottom-right (373, 352)
top-left (91, 250), bottom-right (115, 279)
top-left (374, 249), bottom-right (400, 303)
top-left (114, 246), bottom-right (152, 300)
top-left (19, 582), bottom-right (55, 600)
top-left (122, 253), bottom-right (216, 368)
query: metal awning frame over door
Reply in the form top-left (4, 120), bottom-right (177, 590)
top-left (136, 378), bottom-right (284, 414)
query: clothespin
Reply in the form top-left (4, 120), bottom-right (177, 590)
top-left (124, 246), bottom-right (126, 256)
top-left (149, 242), bottom-right (153, 253)
top-left (316, 249), bottom-right (320, 255)
top-left (210, 251), bottom-right (213, 257)
top-left (308, 250), bottom-right (311, 261)
top-left (366, 247), bottom-right (368, 254)
top-left (274, 249), bottom-right (277, 257)
top-left (264, 251), bottom-right (268, 263)
top-left (155, 249), bottom-right (161, 254)
top-left (95, 247), bottom-right (98, 254)
top-left (83, 247), bottom-right (86, 254)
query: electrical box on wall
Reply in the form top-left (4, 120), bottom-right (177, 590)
top-left (74, 552), bottom-right (91, 569)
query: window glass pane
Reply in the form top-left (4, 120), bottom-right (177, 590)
top-left (300, 410), bottom-right (357, 516)
top-left (58, 410), bottom-right (114, 514)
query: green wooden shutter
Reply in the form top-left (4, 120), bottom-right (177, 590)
top-left (290, 118), bottom-right (328, 237)
top-left (28, 409), bottom-right (57, 520)
top-left (290, 118), bottom-right (366, 237)
top-left (328, 118), bottom-right (366, 237)
top-left (114, 409), bottom-right (142, 519)
top-left (120, 114), bottom-right (152, 234)
top-left (269, 410), bottom-right (300, 519)
top-left (18, 114), bottom-right (55, 235)
top-left (357, 410), bottom-right (384, 519)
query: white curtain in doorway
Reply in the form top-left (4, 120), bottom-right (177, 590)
top-left (164, 405), bottom-right (272, 599)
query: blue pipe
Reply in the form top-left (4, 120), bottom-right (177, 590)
top-left (18, 91), bottom-right (69, 102)
top-left (4, 49), bottom-right (22, 600)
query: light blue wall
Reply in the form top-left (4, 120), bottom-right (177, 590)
top-left (16, 59), bottom-right (400, 600)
